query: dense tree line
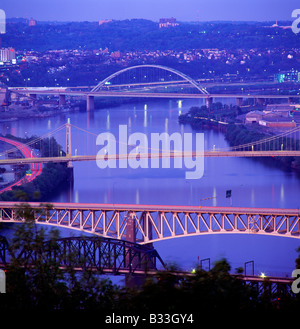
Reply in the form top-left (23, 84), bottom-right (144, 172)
top-left (225, 124), bottom-right (300, 169)
top-left (178, 103), bottom-right (244, 127)
top-left (3, 20), bottom-right (298, 52)
top-left (1, 19), bottom-right (299, 90)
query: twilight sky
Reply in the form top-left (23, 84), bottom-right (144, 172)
top-left (0, 0), bottom-right (299, 22)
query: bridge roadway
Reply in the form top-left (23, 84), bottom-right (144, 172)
top-left (9, 88), bottom-right (300, 101)
top-left (3, 200), bottom-right (297, 216)
top-left (0, 150), bottom-right (299, 165)
top-left (1, 201), bottom-right (300, 243)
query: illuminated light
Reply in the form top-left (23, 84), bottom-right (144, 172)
top-left (260, 272), bottom-right (266, 278)
top-left (191, 268), bottom-right (196, 274)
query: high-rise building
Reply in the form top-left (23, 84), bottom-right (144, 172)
top-left (0, 48), bottom-right (16, 63)
top-left (159, 18), bottom-right (179, 28)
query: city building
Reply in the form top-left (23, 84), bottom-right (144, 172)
top-left (110, 51), bottom-right (121, 59)
top-left (28, 18), bottom-right (37, 26)
top-left (0, 47), bottom-right (16, 63)
top-left (259, 117), bottom-right (296, 128)
top-left (275, 70), bottom-right (300, 83)
top-left (245, 110), bottom-right (264, 123)
top-left (0, 85), bottom-right (9, 106)
top-left (264, 103), bottom-right (298, 117)
top-left (159, 18), bottom-right (179, 28)
top-left (246, 104), bottom-right (300, 128)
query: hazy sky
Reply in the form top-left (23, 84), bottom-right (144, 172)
top-left (1, 0), bottom-right (299, 22)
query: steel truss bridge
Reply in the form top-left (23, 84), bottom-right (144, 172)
top-left (0, 207), bottom-right (296, 298)
top-left (0, 235), bottom-right (164, 275)
top-left (1, 202), bottom-right (300, 243)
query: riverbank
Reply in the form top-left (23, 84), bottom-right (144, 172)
top-left (179, 103), bottom-right (300, 172)
top-left (0, 135), bottom-right (72, 202)
top-left (1, 96), bottom-right (153, 122)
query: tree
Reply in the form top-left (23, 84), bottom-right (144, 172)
top-left (2, 202), bottom-right (120, 310)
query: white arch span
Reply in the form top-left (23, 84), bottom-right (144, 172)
top-left (91, 64), bottom-right (209, 94)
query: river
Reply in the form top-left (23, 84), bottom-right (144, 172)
top-left (1, 97), bottom-right (300, 277)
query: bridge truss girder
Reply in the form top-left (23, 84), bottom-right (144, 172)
top-left (0, 236), bottom-right (164, 275)
top-left (0, 203), bottom-right (300, 243)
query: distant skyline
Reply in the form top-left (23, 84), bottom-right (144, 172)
top-left (1, 0), bottom-right (299, 22)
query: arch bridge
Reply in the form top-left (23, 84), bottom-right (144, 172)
top-left (9, 64), bottom-right (300, 111)
top-left (91, 64), bottom-right (209, 95)
top-left (0, 202), bottom-right (300, 244)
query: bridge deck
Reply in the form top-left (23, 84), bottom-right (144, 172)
top-left (0, 150), bottom-right (300, 165)
top-left (1, 202), bottom-right (300, 243)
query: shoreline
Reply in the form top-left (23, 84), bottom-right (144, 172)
top-left (179, 104), bottom-right (300, 174)
top-left (0, 134), bottom-right (72, 202)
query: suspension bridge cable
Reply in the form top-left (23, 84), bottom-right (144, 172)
top-left (216, 125), bottom-right (300, 152)
top-left (0, 124), bottom-right (67, 157)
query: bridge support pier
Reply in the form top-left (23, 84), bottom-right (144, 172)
top-left (256, 97), bottom-right (265, 106)
top-left (87, 95), bottom-right (95, 112)
top-left (125, 214), bottom-right (149, 288)
top-left (126, 214), bottom-right (136, 243)
top-left (288, 97), bottom-right (294, 104)
top-left (236, 97), bottom-right (243, 107)
top-left (29, 93), bottom-right (37, 105)
top-left (66, 118), bottom-right (73, 173)
top-left (59, 94), bottom-right (66, 106)
top-left (206, 97), bottom-right (212, 108)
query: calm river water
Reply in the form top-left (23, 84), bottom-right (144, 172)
top-left (2, 98), bottom-right (300, 276)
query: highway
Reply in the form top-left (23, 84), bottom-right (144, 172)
top-left (1, 200), bottom-right (300, 216)
top-left (0, 137), bottom-right (42, 193)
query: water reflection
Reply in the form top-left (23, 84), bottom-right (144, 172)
top-left (280, 184), bottom-right (285, 204)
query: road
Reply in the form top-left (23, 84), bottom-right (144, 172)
top-left (0, 137), bottom-right (43, 193)
top-left (1, 200), bottom-right (300, 216)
